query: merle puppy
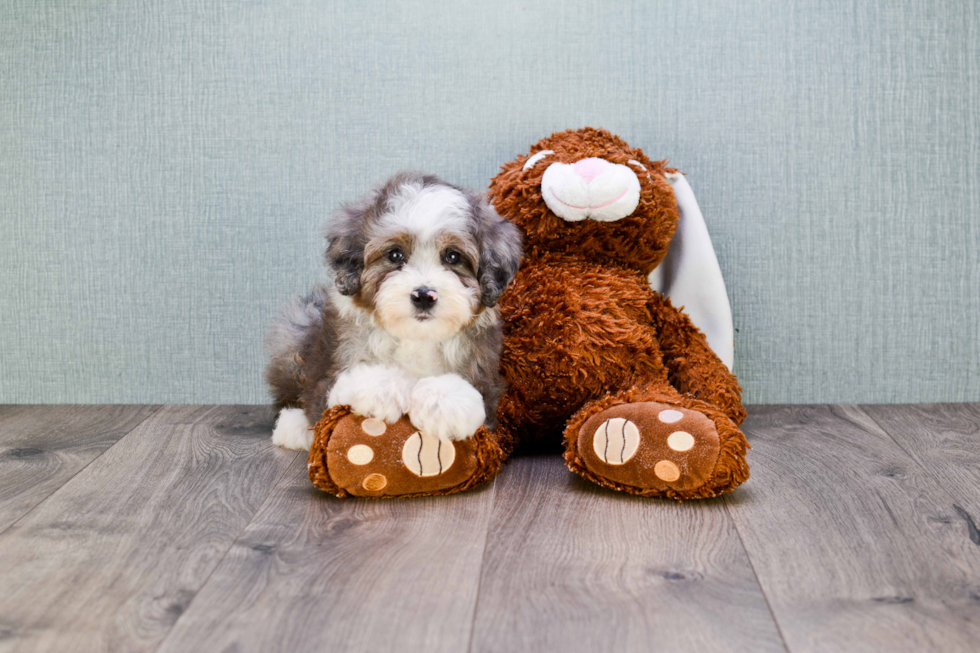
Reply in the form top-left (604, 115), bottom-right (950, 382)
top-left (265, 172), bottom-right (523, 450)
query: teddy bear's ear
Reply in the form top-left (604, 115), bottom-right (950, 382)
top-left (649, 173), bottom-right (735, 369)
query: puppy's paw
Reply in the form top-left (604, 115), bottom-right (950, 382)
top-left (271, 408), bottom-right (313, 450)
top-left (409, 374), bottom-right (486, 441)
top-left (328, 364), bottom-right (416, 423)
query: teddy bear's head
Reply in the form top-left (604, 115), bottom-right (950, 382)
top-left (488, 127), bottom-right (679, 274)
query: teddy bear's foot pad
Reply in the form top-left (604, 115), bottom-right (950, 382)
top-left (574, 402), bottom-right (721, 493)
top-left (320, 414), bottom-right (480, 497)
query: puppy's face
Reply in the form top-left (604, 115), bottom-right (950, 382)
top-left (365, 190), bottom-right (482, 341)
top-left (326, 173), bottom-right (522, 342)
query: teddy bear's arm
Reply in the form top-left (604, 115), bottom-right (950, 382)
top-left (646, 291), bottom-right (747, 426)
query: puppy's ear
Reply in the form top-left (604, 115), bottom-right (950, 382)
top-left (325, 204), bottom-right (367, 296)
top-left (476, 200), bottom-right (523, 307)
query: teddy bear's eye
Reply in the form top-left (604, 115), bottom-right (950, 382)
top-left (522, 150), bottom-right (554, 171)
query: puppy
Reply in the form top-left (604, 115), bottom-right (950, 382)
top-left (265, 172), bottom-right (523, 450)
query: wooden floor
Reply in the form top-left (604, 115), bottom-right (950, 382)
top-left (0, 404), bottom-right (978, 652)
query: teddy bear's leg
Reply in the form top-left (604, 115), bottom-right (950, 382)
top-left (307, 405), bottom-right (515, 498)
top-left (563, 384), bottom-right (749, 500)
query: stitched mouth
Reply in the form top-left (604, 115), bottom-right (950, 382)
top-left (549, 186), bottom-right (629, 210)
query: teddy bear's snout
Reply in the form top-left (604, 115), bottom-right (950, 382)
top-left (541, 157), bottom-right (641, 223)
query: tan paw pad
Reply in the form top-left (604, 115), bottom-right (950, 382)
top-left (402, 432), bottom-right (456, 477)
top-left (654, 460), bottom-right (681, 482)
top-left (361, 418), bottom-right (387, 436)
top-left (346, 444), bottom-right (374, 465)
top-left (592, 417), bottom-right (640, 464)
top-left (362, 473), bottom-right (388, 491)
top-left (666, 431), bottom-right (695, 452)
top-left (658, 409), bottom-right (684, 423)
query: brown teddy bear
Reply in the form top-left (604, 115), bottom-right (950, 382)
top-left (309, 128), bottom-right (749, 500)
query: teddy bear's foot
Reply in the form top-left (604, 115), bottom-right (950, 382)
top-left (566, 400), bottom-right (749, 500)
top-left (308, 406), bottom-right (507, 498)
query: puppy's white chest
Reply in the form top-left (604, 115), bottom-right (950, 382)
top-left (393, 340), bottom-right (446, 378)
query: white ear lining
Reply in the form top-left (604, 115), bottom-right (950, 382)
top-left (522, 150), bottom-right (554, 171)
top-left (648, 174), bottom-right (735, 370)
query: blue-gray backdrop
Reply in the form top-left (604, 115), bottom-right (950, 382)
top-left (2, 0), bottom-right (978, 405)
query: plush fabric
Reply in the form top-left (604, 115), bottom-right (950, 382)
top-left (485, 128), bottom-right (749, 498)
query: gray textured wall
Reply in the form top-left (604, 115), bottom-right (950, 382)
top-left (1, 0), bottom-right (978, 405)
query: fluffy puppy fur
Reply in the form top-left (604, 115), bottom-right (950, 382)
top-left (265, 172), bottom-right (523, 450)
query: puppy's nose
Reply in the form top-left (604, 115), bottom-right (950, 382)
top-left (410, 286), bottom-right (438, 310)
top-left (572, 157), bottom-right (608, 184)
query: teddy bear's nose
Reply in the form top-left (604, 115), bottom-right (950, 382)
top-left (572, 158), bottom-right (608, 184)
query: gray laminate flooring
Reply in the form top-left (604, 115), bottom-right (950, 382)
top-left (0, 404), bottom-right (978, 653)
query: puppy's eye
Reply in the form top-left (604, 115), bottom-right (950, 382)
top-left (388, 248), bottom-right (405, 264)
top-left (443, 250), bottom-right (461, 265)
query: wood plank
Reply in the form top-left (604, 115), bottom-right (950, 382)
top-left (862, 403), bottom-right (980, 519)
top-left (469, 454), bottom-right (786, 653)
top-left (727, 405), bottom-right (980, 653)
top-left (0, 405), bottom-right (160, 533)
top-left (154, 455), bottom-right (496, 653)
top-left (0, 405), bottom-right (298, 653)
